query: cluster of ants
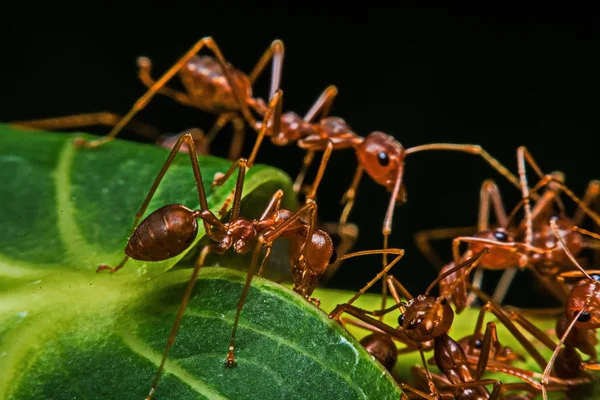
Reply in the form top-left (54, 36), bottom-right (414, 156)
top-left (12, 37), bottom-right (600, 399)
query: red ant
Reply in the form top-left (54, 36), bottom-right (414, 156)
top-left (13, 37), bottom-right (284, 161)
top-left (416, 148), bottom-right (600, 311)
top-left (330, 248), bottom-right (581, 399)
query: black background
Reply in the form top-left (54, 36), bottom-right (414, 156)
top-left (2, 7), bottom-right (599, 307)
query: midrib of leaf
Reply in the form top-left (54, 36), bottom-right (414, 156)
top-left (119, 328), bottom-right (228, 400)
top-left (0, 254), bottom-right (50, 279)
top-left (53, 140), bottom-right (98, 266)
top-left (0, 314), bottom-right (59, 400)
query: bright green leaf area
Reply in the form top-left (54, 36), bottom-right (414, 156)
top-left (0, 125), bottom-right (401, 400)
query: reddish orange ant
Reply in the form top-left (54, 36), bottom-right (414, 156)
top-left (14, 37), bottom-right (284, 160)
top-left (329, 248), bottom-right (579, 399)
top-left (416, 148), bottom-right (600, 311)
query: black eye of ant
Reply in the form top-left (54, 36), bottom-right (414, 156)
top-left (377, 151), bottom-right (390, 167)
top-left (328, 250), bottom-right (338, 265)
top-left (591, 274), bottom-right (600, 282)
top-left (397, 313), bottom-right (405, 326)
top-left (576, 311), bottom-right (591, 323)
top-left (549, 214), bottom-right (560, 221)
top-left (493, 230), bottom-right (508, 242)
top-left (474, 339), bottom-right (483, 349)
top-left (440, 298), bottom-right (447, 305)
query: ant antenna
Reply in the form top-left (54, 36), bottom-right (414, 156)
top-left (425, 247), bottom-right (490, 297)
top-left (336, 249), bottom-right (405, 305)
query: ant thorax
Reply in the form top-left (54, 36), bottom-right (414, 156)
top-left (268, 112), bottom-right (315, 146)
top-left (356, 131), bottom-right (405, 191)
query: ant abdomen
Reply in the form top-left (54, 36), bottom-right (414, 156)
top-left (359, 333), bottom-right (398, 371)
top-left (125, 204), bottom-right (198, 262)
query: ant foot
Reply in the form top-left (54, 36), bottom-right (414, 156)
top-left (225, 349), bottom-right (237, 368)
top-left (73, 137), bottom-right (88, 148)
top-left (96, 264), bottom-right (117, 273)
top-left (308, 297), bottom-right (321, 307)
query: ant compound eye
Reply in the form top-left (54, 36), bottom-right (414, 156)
top-left (328, 250), bottom-right (338, 265)
top-left (397, 313), bottom-right (405, 326)
top-left (576, 311), bottom-right (591, 323)
top-left (493, 230), bottom-right (508, 242)
top-left (440, 297), bottom-right (447, 305)
top-left (474, 339), bottom-right (483, 349)
top-left (591, 274), bottom-right (600, 282)
top-left (377, 151), bottom-right (390, 167)
top-left (549, 214), bottom-right (560, 221)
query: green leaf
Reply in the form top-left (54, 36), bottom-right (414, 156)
top-left (0, 125), bottom-right (401, 399)
top-left (315, 288), bottom-right (600, 400)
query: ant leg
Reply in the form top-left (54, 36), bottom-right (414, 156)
top-left (318, 221), bottom-right (359, 282)
top-left (96, 133), bottom-right (213, 274)
top-left (146, 243), bottom-right (224, 400)
top-left (248, 40), bottom-right (284, 101)
top-left (293, 150), bottom-right (316, 194)
top-left (96, 255), bottom-right (130, 273)
top-left (573, 179), bottom-right (600, 226)
top-left (226, 240), bottom-right (274, 367)
top-left (331, 249), bottom-right (406, 306)
top-left (303, 85), bottom-right (339, 122)
top-left (304, 140), bottom-right (334, 201)
top-left (478, 179), bottom-right (509, 230)
top-left (413, 226), bottom-right (478, 270)
top-left (468, 289), bottom-right (555, 371)
top-left (398, 383), bottom-right (438, 400)
top-left (212, 91), bottom-right (283, 218)
top-left (132, 133), bottom-right (211, 231)
top-left (404, 143), bottom-right (524, 198)
top-left (136, 57), bottom-right (197, 107)
top-left (81, 37), bottom-right (257, 149)
top-left (339, 166), bottom-right (365, 226)
top-left (380, 165), bottom-right (406, 313)
top-left (211, 157), bottom-right (248, 220)
top-left (10, 112), bottom-right (160, 140)
top-left (226, 116), bottom-right (246, 161)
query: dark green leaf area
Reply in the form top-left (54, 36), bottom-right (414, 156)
top-left (129, 268), bottom-right (402, 400)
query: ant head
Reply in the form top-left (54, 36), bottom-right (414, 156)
top-left (356, 132), bottom-right (404, 191)
top-left (470, 229), bottom-right (522, 269)
top-left (567, 278), bottom-right (600, 330)
top-left (359, 333), bottom-right (398, 371)
top-left (399, 294), bottom-right (454, 343)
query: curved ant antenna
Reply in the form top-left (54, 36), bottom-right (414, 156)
top-left (425, 247), bottom-right (490, 296)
